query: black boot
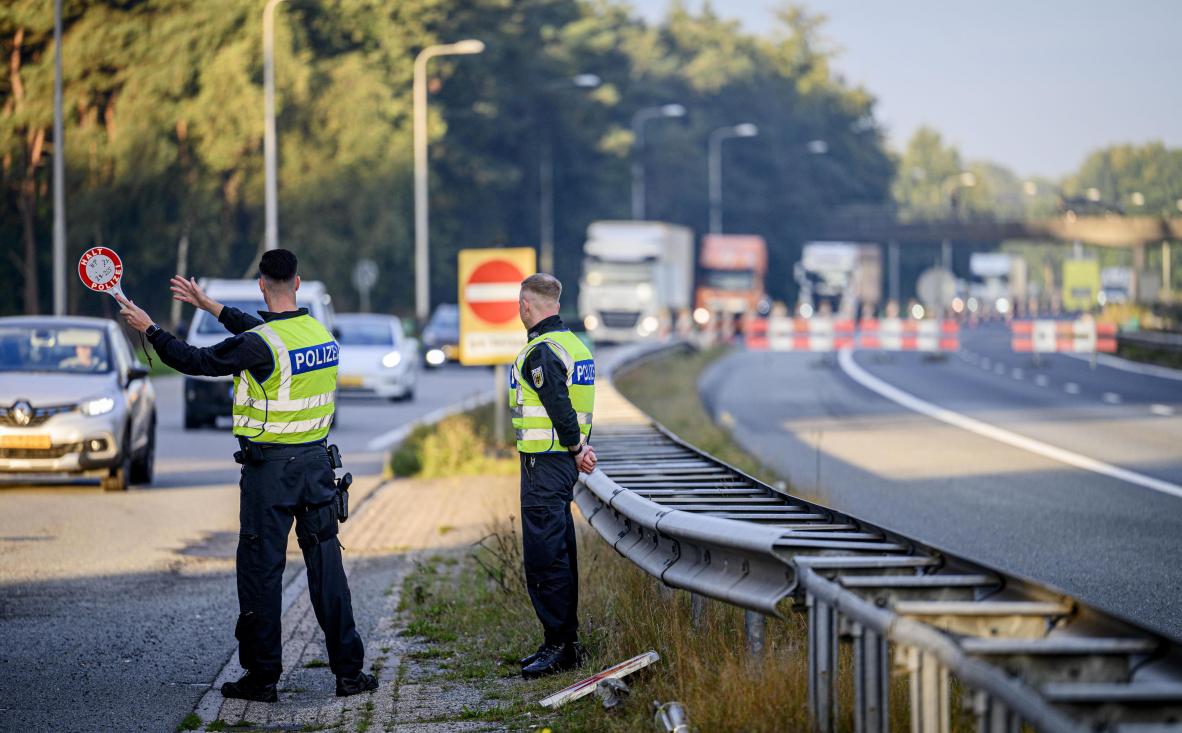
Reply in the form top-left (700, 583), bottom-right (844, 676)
top-left (221, 671), bottom-right (279, 703)
top-left (336, 671), bottom-right (379, 697)
top-left (518, 642), bottom-right (548, 667)
top-left (521, 643), bottom-right (580, 679)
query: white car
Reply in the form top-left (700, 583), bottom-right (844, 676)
top-left (335, 313), bottom-right (419, 401)
top-left (0, 316), bottom-right (156, 491)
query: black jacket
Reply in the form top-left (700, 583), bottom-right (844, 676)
top-left (522, 315), bottom-right (583, 449)
top-left (147, 306), bottom-right (310, 382)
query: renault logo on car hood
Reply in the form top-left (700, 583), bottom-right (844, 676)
top-left (11, 400), bottom-right (33, 426)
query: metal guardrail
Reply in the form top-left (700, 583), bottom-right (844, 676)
top-left (1118, 330), bottom-right (1182, 355)
top-left (576, 342), bottom-right (1182, 732)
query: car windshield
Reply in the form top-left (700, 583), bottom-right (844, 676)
top-left (195, 300), bottom-right (267, 334)
top-left (337, 319), bottom-right (395, 346)
top-left (701, 268), bottom-right (755, 291)
top-left (427, 306), bottom-right (459, 331)
top-left (0, 325), bottom-right (112, 374)
top-left (583, 260), bottom-right (654, 284)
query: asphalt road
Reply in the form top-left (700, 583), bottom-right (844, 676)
top-left (0, 363), bottom-right (491, 733)
top-left (702, 323), bottom-right (1182, 641)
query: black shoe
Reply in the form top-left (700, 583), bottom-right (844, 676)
top-left (518, 642), bottom-right (548, 668)
top-left (221, 671), bottom-right (279, 703)
top-left (336, 671), bottom-right (379, 697)
top-left (521, 643), bottom-right (579, 679)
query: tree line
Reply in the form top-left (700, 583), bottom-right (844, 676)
top-left (3, 1), bottom-right (1178, 320)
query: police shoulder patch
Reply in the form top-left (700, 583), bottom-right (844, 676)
top-left (531, 365), bottom-right (544, 388)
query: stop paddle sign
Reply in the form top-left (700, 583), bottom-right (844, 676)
top-left (78, 246), bottom-right (126, 300)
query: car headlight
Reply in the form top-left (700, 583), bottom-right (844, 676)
top-left (638, 315), bottom-right (659, 335)
top-left (584, 314), bottom-right (600, 331)
top-left (426, 349), bottom-right (446, 366)
top-left (692, 307), bottom-right (711, 325)
top-left (382, 351), bottom-right (402, 368)
top-left (80, 396), bottom-right (116, 416)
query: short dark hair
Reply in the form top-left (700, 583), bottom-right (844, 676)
top-left (258, 249), bottom-right (298, 283)
top-left (521, 273), bottom-right (561, 304)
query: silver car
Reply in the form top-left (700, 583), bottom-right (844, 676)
top-left (0, 317), bottom-right (156, 491)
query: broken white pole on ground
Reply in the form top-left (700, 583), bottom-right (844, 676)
top-left (539, 650), bottom-right (660, 708)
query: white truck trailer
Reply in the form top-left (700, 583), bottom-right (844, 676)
top-left (578, 221), bottom-right (694, 343)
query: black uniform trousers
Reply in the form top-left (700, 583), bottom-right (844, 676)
top-left (235, 442), bottom-right (364, 681)
top-left (520, 451), bottom-right (580, 645)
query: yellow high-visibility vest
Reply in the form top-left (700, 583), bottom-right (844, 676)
top-left (508, 329), bottom-right (595, 453)
top-left (232, 314), bottom-right (338, 444)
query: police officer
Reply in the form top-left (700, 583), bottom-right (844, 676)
top-left (116, 249), bottom-right (377, 702)
top-left (510, 273), bottom-right (597, 679)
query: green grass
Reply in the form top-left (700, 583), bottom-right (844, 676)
top-left (388, 402), bottom-right (517, 478)
top-left (613, 346), bottom-right (777, 482)
top-left (1119, 342), bottom-right (1182, 369)
top-left (175, 712), bottom-right (202, 731)
top-left (302, 659), bottom-right (329, 669)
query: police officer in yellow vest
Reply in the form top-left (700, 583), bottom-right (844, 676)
top-left (510, 273), bottom-right (598, 679)
top-left (117, 250), bottom-right (377, 702)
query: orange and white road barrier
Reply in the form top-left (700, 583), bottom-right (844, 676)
top-left (1011, 320), bottom-right (1117, 353)
top-left (745, 317), bottom-right (855, 351)
top-left (859, 318), bottom-right (960, 352)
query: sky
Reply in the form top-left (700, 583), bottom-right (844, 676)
top-left (628, 0), bottom-right (1182, 179)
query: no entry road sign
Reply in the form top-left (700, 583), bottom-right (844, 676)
top-left (458, 248), bottom-right (535, 365)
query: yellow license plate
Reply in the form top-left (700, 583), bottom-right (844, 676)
top-left (0, 434), bottom-right (52, 449)
top-left (339, 375), bottom-right (364, 387)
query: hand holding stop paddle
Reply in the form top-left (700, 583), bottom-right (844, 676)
top-left (78, 246), bottom-right (155, 333)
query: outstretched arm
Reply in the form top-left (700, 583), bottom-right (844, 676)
top-left (117, 294), bottom-right (270, 377)
top-left (171, 275), bottom-right (263, 334)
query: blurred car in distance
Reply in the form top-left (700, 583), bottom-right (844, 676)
top-left (0, 316), bottom-right (157, 491)
top-left (182, 279), bottom-right (336, 429)
top-left (335, 313), bottom-right (419, 401)
top-left (421, 303), bottom-right (459, 367)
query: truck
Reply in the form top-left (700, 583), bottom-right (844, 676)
top-left (695, 235), bottom-right (768, 317)
top-left (1098, 266), bottom-right (1133, 306)
top-left (795, 242), bottom-right (881, 318)
top-left (1061, 258), bottom-right (1101, 312)
top-left (967, 252), bottom-right (1026, 317)
top-left (578, 221), bottom-right (694, 343)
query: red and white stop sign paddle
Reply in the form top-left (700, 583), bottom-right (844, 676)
top-left (78, 246), bottom-right (126, 300)
top-left (464, 259), bottom-right (524, 324)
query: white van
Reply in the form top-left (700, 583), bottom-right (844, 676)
top-left (182, 279), bottom-right (336, 429)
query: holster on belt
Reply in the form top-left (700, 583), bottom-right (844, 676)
top-left (233, 438), bottom-right (265, 465)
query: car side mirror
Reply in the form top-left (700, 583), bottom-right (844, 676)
top-left (126, 366), bottom-right (150, 384)
top-left (332, 327), bottom-right (342, 339)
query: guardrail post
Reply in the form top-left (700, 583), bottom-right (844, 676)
top-left (908, 648), bottom-right (950, 733)
top-left (971, 690), bottom-right (1019, 733)
top-left (745, 609), bottom-right (765, 657)
top-left (691, 592), bottom-right (706, 627)
top-left (853, 622), bottom-right (888, 733)
top-left (807, 593), bottom-right (837, 733)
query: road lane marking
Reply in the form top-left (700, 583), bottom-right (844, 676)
top-left (838, 349), bottom-right (1182, 501)
top-left (1064, 382), bottom-right (1080, 395)
top-left (1151, 404), bottom-right (1175, 416)
top-left (1034, 375), bottom-right (1049, 387)
top-left (1064, 352), bottom-right (1182, 383)
top-left (365, 391), bottom-right (496, 450)
top-left (1102, 392), bottom-right (1122, 404)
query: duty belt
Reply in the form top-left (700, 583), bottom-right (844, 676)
top-left (234, 437), bottom-right (328, 464)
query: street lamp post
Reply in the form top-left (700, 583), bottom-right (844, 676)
top-left (413, 39), bottom-right (485, 324)
top-left (630, 104), bottom-right (685, 220)
top-left (538, 74), bottom-right (600, 274)
top-left (262, 0), bottom-right (287, 253)
top-left (52, 0), bottom-right (65, 314)
top-left (941, 171), bottom-right (977, 270)
top-left (707, 123), bottom-right (758, 234)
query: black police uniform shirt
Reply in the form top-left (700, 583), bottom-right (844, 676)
top-left (147, 305), bottom-right (309, 381)
top-left (522, 314), bottom-right (582, 449)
